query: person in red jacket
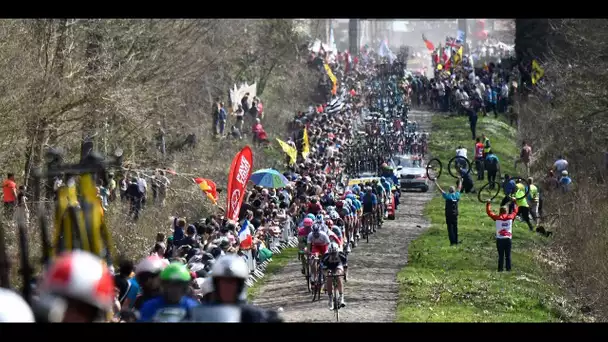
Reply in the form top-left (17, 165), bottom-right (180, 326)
top-left (486, 199), bottom-right (518, 272)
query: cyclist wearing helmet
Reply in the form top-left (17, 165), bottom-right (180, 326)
top-left (132, 255), bottom-right (168, 310)
top-left (307, 197), bottom-right (323, 215)
top-left (36, 250), bottom-right (116, 322)
top-left (336, 200), bottom-right (353, 252)
top-left (329, 210), bottom-right (346, 238)
top-left (307, 225), bottom-right (330, 284)
top-left (325, 219), bottom-right (343, 248)
top-left (320, 242), bottom-right (348, 310)
top-left (138, 262), bottom-right (199, 322)
top-left (191, 255), bottom-right (282, 322)
top-left (298, 217), bottom-right (314, 274)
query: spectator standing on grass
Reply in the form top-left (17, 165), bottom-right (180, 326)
top-left (486, 199), bottom-right (518, 272)
top-left (233, 104), bottom-right (245, 136)
top-left (2, 173), bottom-right (17, 220)
top-left (15, 185), bottom-right (29, 225)
top-left (108, 173), bottom-right (117, 203)
top-left (137, 173), bottom-right (147, 209)
top-left (126, 177), bottom-right (143, 221)
top-left (553, 155), bottom-right (568, 174)
top-left (468, 107), bottom-right (478, 140)
top-left (515, 141), bottom-right (532, 176)
top-left (485, 151), bottom-right (500, 189)
top-left (211, 97), bottom-right (221, 136)
top-left (434, 178), bottom-right (462, 246)
top-left (218, 102), bottom-right (227, 137)
top-left (474, 137), bottom-right (485, 180)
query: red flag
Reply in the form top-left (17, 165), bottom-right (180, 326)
top-left (226, 146), bottom-right (253, 222)
top-left (422, 34), bottom-right (435, 51)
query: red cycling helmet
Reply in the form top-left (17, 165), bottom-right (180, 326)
top-left (303, 218), bottom-right (314, 227)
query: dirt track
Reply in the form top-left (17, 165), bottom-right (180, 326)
top-left (252, 110), bottom-right (434, 322)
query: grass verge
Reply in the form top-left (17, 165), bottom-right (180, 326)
top-left (247, 247), bottom-right (298, 301)
top-left (396, 114), bottom-right (567, 322)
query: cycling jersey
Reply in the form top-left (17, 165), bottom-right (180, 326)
top-left (339, 206), bottom-right (351, 218)
top-left (307, 231), bottom-right (330, 245)
top-left (307, 202), bottom-right (323, 215)
top-left (137, 296), bottom-right (200, 322)
top-left (361, 193), bottom-right (378, 212)
top-left (352, 198), bottom-right (362, 211)
top-left (320, 251), bottom-right (348, 270)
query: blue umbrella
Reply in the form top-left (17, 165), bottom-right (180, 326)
top-left (249, 168), bottom-right (289, 188)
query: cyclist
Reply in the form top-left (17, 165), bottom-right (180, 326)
top-left (307, 225), bottom-right (331, 286)
top-left (321, 242), bottom-right (348, 310)
top-left (132, 255), bottom-right (168, 310)
top-left (325, 218), bottom-right (343, 249)
top-left (137, 262), bottom-right (199, 322)
top-left (307, 196), bottom-right (323, 215)
top-left (361, 186), bottom-right (378, 234)
top-left (298, 217), bottom-right (314, 274)
top-left (193, 255), bottom-right (282, 322)
top-left (36, 250), bottom-right (116, 322)
top-left (336, 200), bottom-right (353, 252)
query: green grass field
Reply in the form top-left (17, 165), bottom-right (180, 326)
top-left (396, 115), bottom-right (566, 322)
top-left (247, 247), bottom-right (298, 301)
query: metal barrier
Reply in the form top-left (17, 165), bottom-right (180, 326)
top-left (245, 216), bottom-right (299, 288)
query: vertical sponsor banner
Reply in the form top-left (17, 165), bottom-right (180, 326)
top-left (226, 146), bottom-right (254, 222)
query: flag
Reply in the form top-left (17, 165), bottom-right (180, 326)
top-left (531, 59), bottom-right (545, 85)
top-left (276, 138), bottom-right (297, 166)
top-left (456, 30), bottom-right (465, 44)
top-left (453, 46), bottom-right (463, 65)
top-left (302, 128), bottom-right (310, 160)
top-left (226, 146), bottom-right (253, 222)
top-left (323, 63), bottom-right (337, 86)
top-left (422, 34), bottom-right (435, 51)
top-left (193, 178), bottom-right (218, 205)
top-left (238, 219), bottom-right (253, 250)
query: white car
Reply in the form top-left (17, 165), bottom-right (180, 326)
top-left (390, 155), bottom-right (429, 192)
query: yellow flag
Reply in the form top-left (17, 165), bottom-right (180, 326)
top-left (276, 138), bottom-right (297, 165)
top-left (323, 63), bottom-right (337, 86)
top-left (531, 59), bottom-right (544, 85)
top-left (302, 128), bottom-right (310, 160)
top-left (454, 46), bottom-right (463, 65)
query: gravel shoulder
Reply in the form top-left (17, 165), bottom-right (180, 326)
top-left (252, 110), bottom-right (434, 322)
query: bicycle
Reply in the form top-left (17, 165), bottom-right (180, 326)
top-left (362, 212), bottom-right (373, 243)
top-left (326, 270), bottom-right (347, 322)
top-left (310, 253), bottom-right (324, 302)
top-left (298, 249), bottom-right (311, 293)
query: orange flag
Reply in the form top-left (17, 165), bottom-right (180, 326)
top-left (193, 178), bottom-right (218, 205)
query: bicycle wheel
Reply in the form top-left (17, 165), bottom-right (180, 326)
top-left (448, 156), bottom-right (472, 178)
top-left (477, 182), bottom-right (501, 203)
top-left (512, 176), bottom-right (530, 200)
top-left (426, 158), bottom-right (442, 180)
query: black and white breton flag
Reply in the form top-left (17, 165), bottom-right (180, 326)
top-left (326, 98), bottom-right (343, 114)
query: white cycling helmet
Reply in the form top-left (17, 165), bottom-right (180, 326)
top-left (211, 255), bottom-right (250, 303)
top-left (328, 242), bottom-right (340, 254)
top-left (0, 288), bottom-right (35, 322)
top-left (330, 211), bottom-right (340, 221)
top-left (135, 255), bottom-right (168, 275)
top-left (39, 250), bottom-right (115, 313)
top-left (211, 255), bottom-right (249, 280)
